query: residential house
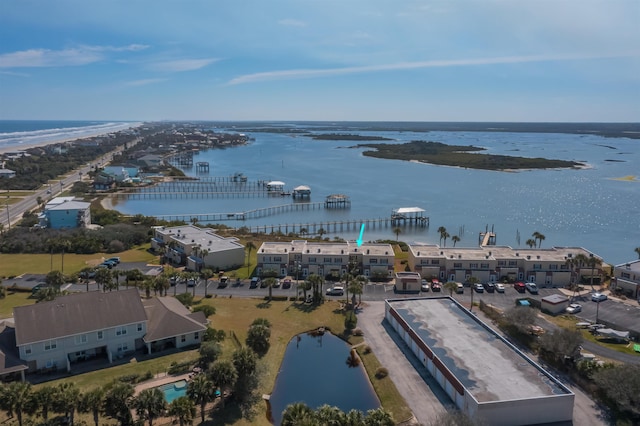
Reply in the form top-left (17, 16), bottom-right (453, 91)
top-left (611, 260), bottom-right (640, 300)
top-left (0, 168), bottom-right (16, 179)
top-left (256, 240), bottom-right (394, 280)
top-left (151, 225), bottom-right (245, 271)
top-left (408, 245), bottom-right (604, 288)
top-left (92, 170), bottom-right (117, 190)
top-left (12, 289), bottom-right (207, 374)
top-left (39, 197), bottom-right (91, 229)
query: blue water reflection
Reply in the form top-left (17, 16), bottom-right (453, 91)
top-left (269, 332), bottom-right (380, 425)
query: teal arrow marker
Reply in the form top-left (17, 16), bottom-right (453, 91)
top-left (356, 223), bottom-right (365, 247)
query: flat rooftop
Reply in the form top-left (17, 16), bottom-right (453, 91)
top-left (388, 298), bottom-right (571, 402)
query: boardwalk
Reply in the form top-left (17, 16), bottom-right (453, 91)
top-left (147, 202), bottom-right (330, 222)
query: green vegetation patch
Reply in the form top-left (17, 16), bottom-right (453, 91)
top-left (311, 133), bottom-right (393, 141)
top-left (358, 140), bottom-right (582, 171)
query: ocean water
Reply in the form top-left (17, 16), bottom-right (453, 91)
top-left (114, 123), bottom-right (640, 266)
top-left (0, 120), bottom-right (140, 151)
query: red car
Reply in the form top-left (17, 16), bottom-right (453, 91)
top-left (514, 282), bottom-right (526, 293)
top-left (431, 279), bottom-right (442, 292)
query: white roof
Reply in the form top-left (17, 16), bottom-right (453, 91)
top-left (395, 207), bottom-right (425, 214)
top-left (267, 181), bottom-right (285, 186)
top-left (294, 185), bottom-right (310, 191)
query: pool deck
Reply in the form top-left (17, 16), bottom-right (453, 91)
top-left (134, 372), bottom-right (192, 395)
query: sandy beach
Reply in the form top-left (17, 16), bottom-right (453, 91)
top-left (0, 122), bottom-right (143, 156)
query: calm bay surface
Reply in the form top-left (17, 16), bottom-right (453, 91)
top-left (115, 126), bottom-right (639, 265)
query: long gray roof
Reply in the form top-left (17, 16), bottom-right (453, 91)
top-left (13, 289), bottom-right (147, 346)
top-left (142, 297), bottom-right (207, 342)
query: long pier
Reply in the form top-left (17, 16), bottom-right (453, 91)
top-left (235, 218), bottom-right (429, 235)
top-left (147, 202), bottom-right (329, 222)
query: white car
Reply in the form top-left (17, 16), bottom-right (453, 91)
top-left (566, 303), bottom-right (582, 314)
top-left (326, 286), bottom-right (344, 296)
top-left (525, 282), bottom-right (539, 294)
top-left (591, 292), bottom-right (608, 302)
top-left (495, 283), bottom-right (505, 293)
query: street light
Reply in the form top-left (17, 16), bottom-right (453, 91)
top-left (595, 300), bottom-right (601, 325)
top-left (5, 196), bottom-right (10, 228)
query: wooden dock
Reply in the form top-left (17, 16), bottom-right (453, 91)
top-left (236, 217), bottom-right (429, 235)
top-left (147, 202), bottom-right (329, 222)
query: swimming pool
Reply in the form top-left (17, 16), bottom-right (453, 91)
top-left (158, 380), bottom-right (187, 403)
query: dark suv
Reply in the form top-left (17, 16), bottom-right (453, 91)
top-left (483, 282), bottom-right (496, 293)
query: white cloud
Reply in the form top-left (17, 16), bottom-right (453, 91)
top-left (228, 51), bottom-right (640, 85)
top-left (278, 19), bottom-right (307, 27)
top-left (150, 58), bottom-right (218, 72)
top-left (0, 44), bottom-right (149, 68)
top-left (124, 78), bottom-right (167, 87)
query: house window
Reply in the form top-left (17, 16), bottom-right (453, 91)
top-left (431, 260), bottom-right (440, 265)
top-left (621, 272), bottom-right (630, 279)
top-left (194, 332), bottom-right (199, 340)
top-left (117, 343), bottom-right (129, 352)
top-left (533, 264), bottom-right (542, 270)
top-left (323, 258), bottom-right (332, 263)
top-left (470, 263), bottom-right (478, 268)
top-left (334, 258), bottom-right (343, 264)
top-left (181, 335), bottom-right (186, 343)
top-left (380, 259), bottom-right (388, 265)
top-left (44, 340), bottom-right (57, 351)
top-left (97, 331), bottom-right (104, 340)
top-left (480, 263), bottom-right (489, 269)
top-left (508, 261), bottom-right (518, 266)
top-left (309, 257), bottom-right (316, 263)
top-left (75, 334), bottom-right (88, 345)
top-left (137, 323), bottom-right (143, 332)
top-left (274, 256), bottom-right (282, 262)
top-left (560, 265), bottom-right (568, 270)
top-left (498, 260), bottom-right (506, 266)
top-left (454, 263), bottom-right (462, 268)
top-left (116, 326), bottom-right (127, 336)
top-left (550, 264), bottom-right (558, 270)
top-left (25, 346), bottom-right (32, 355)
top-left (370, 258), bottom-right (378, 264)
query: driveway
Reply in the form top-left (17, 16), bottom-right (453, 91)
top-left (357, 301), bottom-right (449, 425)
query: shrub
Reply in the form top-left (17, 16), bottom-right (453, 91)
top-left (353, 328), bottom-right (363, 336)
top-left (168, 361), bottom-right (193, 375)
top-left (345, 311), bottom-right (357, 330)
top-left (375, 367), bottom-right (389, 379)
top-left (363, 345), bottom-right (372, 354)
top-left (193, 304), bottom-right (216, 317)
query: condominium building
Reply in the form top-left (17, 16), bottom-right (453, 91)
top-left (256, 240), bottom-right (394, 279)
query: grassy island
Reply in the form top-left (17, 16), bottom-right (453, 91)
top-left (358, 140), bottom-right (583, 171)
top-left (312, 133), bottom-right (394, 141)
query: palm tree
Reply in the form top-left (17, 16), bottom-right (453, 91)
top-left (344, 409), bottom-right (365, 426)
top-left (393, 227), bottom-right (402, 241)
top-left (134, 388), bottom-right (167, 426)
top-left (103, 382), bottom-right (134, 425)
top-left (437, 226), bottom-right (447, 246)
top-left (525, 238), bottom-right (537, 249)
top-left (31, 385), bottom-right (56, 422)
top-left (364, 408), bottom-right (394, 426)
top-left (0, 381), bottom-right (32, 426)
top-left (635, 247), bottom-right (640, 259)
top-left (201, 267), bottom-right (214, 298)
top-left (348, 279), bottom-right (363, 307)
top-left (467, 276), bottom-right (479, 312)
top-left (78, 387), bottom-right (104, 426)
top-left (307, 273), bottom-right (325, 304)
top-left (53, 382), bottom-right (80, 426)
top-left (127, 268), bottom-right (145, 289)
top-left (451, 235), bottom-right (460, 247)
top-left (317, 228), bottom-right (326, 239)
top-left (187, 374), bottom-right (215, 424)
top-left (532, 231), bottom-right (545, 248)
top-left (208, 360), bottom-right (237, 408)
top-left (443, 281), bottom-right (458, 297)
top-left (281, 402), bottom-right (315, 426)
top-left (263, 277), bottom-right (277, 302)
top-left (299, 279), bottom-right (312, 303)
top-left (585, 254), bottom-right (603, 291)
top-left (316, 404), bottom-right (345, 424)
top-left (245, 241), bottom-right (256, 275)
top-left (168, 396), bottom-right (196, 426)
top-left (442, 231), bottom-right (450, 247)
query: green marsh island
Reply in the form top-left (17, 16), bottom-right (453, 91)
top-left (357, 140), bottom-right (584, 171)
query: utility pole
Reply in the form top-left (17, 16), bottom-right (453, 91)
top-left (5, 196), bottom-right (9, 228)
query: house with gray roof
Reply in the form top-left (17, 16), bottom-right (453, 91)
top-left (12, 289), bottom-right (207, 374)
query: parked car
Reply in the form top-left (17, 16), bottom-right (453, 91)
top-left (250, 277), bottom-right (260, 288)
top-left (31, 283), bottom-right (50, 295)
top-left (282, 278), bottom-right (292, 289)
top-left (474, 283), bottom-right (484, 293)
top-left (566, 303), bottom-right (582, 314)
top-left (455, 282), bottom-right (464, 294)
top-left (495, 283), bottom-right (505, 293)
top-left (326, 286), bottom-right (344, 296)
top-left (421, 279), bottom-right (430, 292)
top-left (106, 257), bottom-right (120, 264)
top-left (99, 262), bottom-right (114, 269)
top-left (514, 282), bottom-right (526, 293)
top-left (525, 282), bottom-right (539, 294)
top-left (169, 276), bottom-right (178, 286)
top-left (187, 278), bottom-right (196, 287)
top-left (79, 269), bottom-right (96, 279)
top-left (483, 282), bottom-right (496, 293)
top-left (591, 292), bottom-right (608, 302)
top-left (431, 279), bottom-right (442, 292)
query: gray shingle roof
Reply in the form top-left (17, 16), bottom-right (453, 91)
top-left (142, 297), bottom-right (207, 343)
top-left (13, 289), bottom-right (146, 346)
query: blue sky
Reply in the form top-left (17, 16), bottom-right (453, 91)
top-left (1, 0), bottom-right (638, 122)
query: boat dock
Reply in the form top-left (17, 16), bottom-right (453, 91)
top-left (390, 207), bottom-right (429, 226)
top-left (236, 217), bottom-right (429, 235)
top-left (147, 202), bottom-right (331, 222)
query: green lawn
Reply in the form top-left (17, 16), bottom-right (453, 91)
top-left (0, 244), bottom-right (158, 278)
top-left (0, 291), bottom-right (35, 318)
